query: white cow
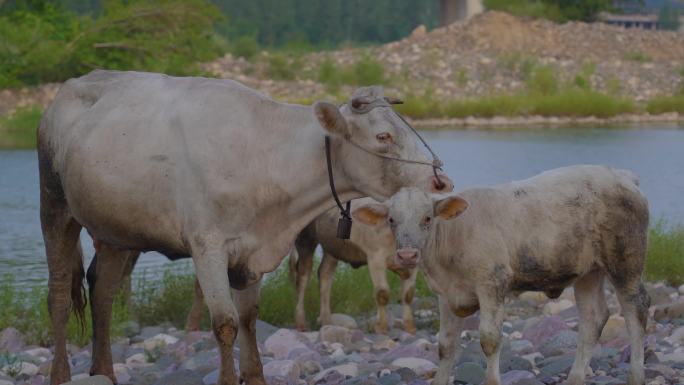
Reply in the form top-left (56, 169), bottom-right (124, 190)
top-left (38, 70), bottom-right (453, 385)
top-left (354, 166), bottom-right (650, 385)
top-left (290, 199), bottom-right (418, 334)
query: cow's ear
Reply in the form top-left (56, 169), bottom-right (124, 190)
top-left (434, 195), bottom-right (468, 220)
top-left (314, 102), bottom-right (351, 138)
top-left (352, 203), bottom-right (388, 226)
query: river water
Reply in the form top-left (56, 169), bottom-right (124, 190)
top-left (1, 125), bottom-right (683, 289)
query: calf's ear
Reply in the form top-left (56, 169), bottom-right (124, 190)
top-left (314, 102), bottom-right (351, 138)
top-left (352, 204), bottom-right (388, 226)
top-left (434, 195), bottom-right (468, 220)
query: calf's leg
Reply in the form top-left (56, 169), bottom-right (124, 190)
top-left (567, 270), bottom-right (609, 385)
top-left (434, 297), bottom-right (464, 385)
top-left (234, 282), bottom-right (266, 385)
top-left (186, 278), bottom-right (205, 331)
top-left (88, 246), bottom-right (133, 381)
top-left (318, 252), bottom-right (338, 326)
top-left (193, 251), bottom-right (240, 385)
top-left (367, 252), bottom-right (391, 334)
top-left (400, 268), bottom-right (418, 334)
top-left (613, 280), bottom-right (649, 385)
top-left (293, 241), bottom-right (316, 330)
top-left (478, 287), bottom-right (505, 385)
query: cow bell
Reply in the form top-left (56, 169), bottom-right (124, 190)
top-left (337, 216), bottom-right (352, 239)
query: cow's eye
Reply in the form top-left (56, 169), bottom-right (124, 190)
top-left (423, 216), bottom-right (431, 225)
top-left (376, 132), bottom-right (392, 142)
top-left (388, 217), bottom-right (395, 224)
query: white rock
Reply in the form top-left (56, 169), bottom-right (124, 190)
top-left (678, 284), bottom-right (684, 295)
top-left (313, 363), bottom-right (359, 382)
top-left (599, 315), bottom-right (627, 343)
top-left (372, 338), bottom-right (397, 350)
top-left (142, 333), bottom-right (178, 350)
top-left (302, 332), bottom-right (319, 344)
top-left (510, 331), bottom-right (523, 339)
top-left (70, 374), bottom-right (90, 381)
top-left (542, 299), bottom-right (574, 315)
top-left (23, 347), bottom-right (51, 359)
top-left (264, 329), bottom-right (310, 360)
top-left (263, 360), bottom-right (300, 382)
top-left (125, 352), bottom-right (148, 366)
top-left (391, 357), bottom-right (437, 376)
top-left (330, 314), bottom-right (358, 329)
top-left (319, 325), bottom-right (352, 344)
top-left (669, 326), bottom-right (684, 344)
top-left (522, 352), bottom-right (543, 366)
top-left (519, 292), bottom-right (548, 303)
top-left (2, 361), bottom-right (39, 377)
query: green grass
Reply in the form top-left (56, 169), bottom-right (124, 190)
top-left (0, 275), bottom-right (131, 347)
top-left (395, 89), bottom-right (636, 119)
top-left (645, 95), bottom-right (684, 115)
top-left (259, 258), bottom-right (432, 329)
top-left (0, 222), bottom-right (682, 346)
top-left (315, 55), bottom-right (385, 91)
top-left (645, 222), bottom-right (684, 286)
top-left (0, 106), bottom-right (42, 149)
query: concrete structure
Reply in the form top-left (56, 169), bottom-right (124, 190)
top-left (440, 0), bottom-right (484, 26)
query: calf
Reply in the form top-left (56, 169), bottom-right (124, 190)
top-left (354, 166), bottom-right (650, 385)
top-left (290, 199), bottom-right (417, 334)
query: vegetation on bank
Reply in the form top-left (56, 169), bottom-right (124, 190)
top-left (0, 106), bottom-right (42, 149)
top-left (0, 224), bottom-right (682, 346)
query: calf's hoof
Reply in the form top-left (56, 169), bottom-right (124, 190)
top-left (373, 322), bottom-right (389, 335)
top-left (403, 320), bottom-right (417, 335)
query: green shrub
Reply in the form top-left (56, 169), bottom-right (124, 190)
top-left (526, 65), bottom-right (559, 95)
top-left (0, 106), bottom-right (43, 149)
top-left (352, 56), bottom-right (385, 86)
top-left (645, 222), bottom-right (684, 286)
top-left (626, 51), bottom-right (652, 62)
top-left (266, 53), bottom-right (296, 81)
top-left (0, 0), bottom-right (224, 88)
top-left (646, 95), bottom-right (684, 114)
top-left (231, 36), bottom-right (259, 60)
top-left (318, 58), bottom-right (343, 93)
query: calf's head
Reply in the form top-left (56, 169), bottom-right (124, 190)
top-left (353, 188), bottom-right (468, 268)
top-left (314, 86), bottom-right (453, 200)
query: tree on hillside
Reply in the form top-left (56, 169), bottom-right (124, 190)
top-left (659, 3), bottom-right (681, 30)
top-left (484, 0), bottom-right (614, 22)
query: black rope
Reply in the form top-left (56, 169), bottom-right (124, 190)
top-left (325, 136), bottom-right (352, 239)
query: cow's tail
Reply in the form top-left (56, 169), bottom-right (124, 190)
top-left (288, 248), bottom-right (299, 285)
top-left (616, 168), bottom-right (640, 187)
top-left (71, 249), bottom-right (88, 334)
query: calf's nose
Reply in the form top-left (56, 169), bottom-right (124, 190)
top-left (396, 248), bottom-right (419, 267)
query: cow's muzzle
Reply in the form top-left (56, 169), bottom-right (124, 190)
top-left (396, 248), bottom-right (420, 269)
top-left (429, 174), bottom-right (454, 193)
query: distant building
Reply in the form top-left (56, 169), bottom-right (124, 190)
top-left (600, 12), bottom-right (660, 29)
top-left (440, 0), bottom-right (484, 26)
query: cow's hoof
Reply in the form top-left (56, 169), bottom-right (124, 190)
top-left (403, 320), bottom-right (417, 335)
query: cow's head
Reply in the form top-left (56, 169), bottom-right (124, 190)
top-left (353, 188), bottom-right (468, 268)
top-left (314, 86), bottom-right (453, 200)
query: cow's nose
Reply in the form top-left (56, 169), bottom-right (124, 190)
top-left (396, 248), bottom-right (419, 267)
top-left (430, 174), bottom-right (454, 193)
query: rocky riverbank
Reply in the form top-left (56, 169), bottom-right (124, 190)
top-left (2, 282), bottom-right (684, 385)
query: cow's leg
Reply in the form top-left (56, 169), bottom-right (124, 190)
top-left (88, 246), bottom-right (132, 381)
top-left (120, 251), bottom-right (140, 310)
top-left (434, 297), bottom-right (464, 385)
top-left (612, 279), bottom-right (649, 385)
top-left (186, 278), bottom-right (205, 331)
top-left (318, 251), bottom-right (338, 326)
top-left (234, 282), bottom-right (265, 385)
top-left (567, 270), bottom-right (608, 385)
top-left (478, 287), bottom-right (504, 385)
top-left (293, 241), bottom-right (316, 331)
top-left (367, 253), bottom-right (390, 334)
top-left (400, 268), bottom-right (418, 334)
top-left (194, 252), bottom-right (239, 385)
top-left (40, 162), bottom-right (84, 385)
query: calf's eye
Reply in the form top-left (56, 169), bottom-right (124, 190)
top-left (389, 217), bottom-right (395, 224)
top-left (376, 132), bottom-right (392, 142)
top-left (423, 216), bottom-right (431, 225)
